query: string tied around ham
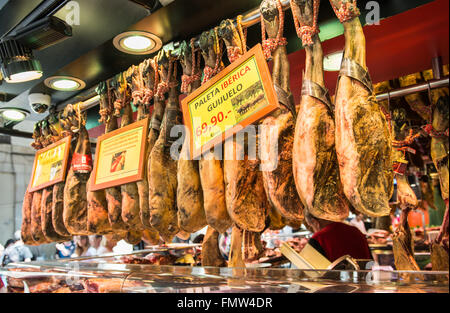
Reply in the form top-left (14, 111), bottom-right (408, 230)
top-left (329, 0), bottom-right (360, 23)
top-left (421, 124), bottom-right (449, 138)
top-left (261, 0), bottom-right (287, 60)
top-left (156, 56), bottom-right (178, 99)
top-left (291, 0), bottom-right (320, 46)
top-left (202, 27), bottom-right (224, 85)
top-left (224, 17), bottom-right (247, 63)
top-left (181, 38), bottom-right (202, 93)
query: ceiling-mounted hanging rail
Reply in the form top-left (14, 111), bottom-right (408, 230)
top-left (376, 76), bottom-right (449, 101)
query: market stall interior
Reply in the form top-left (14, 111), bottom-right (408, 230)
top-left (0, 0), bottom-right (448, 293)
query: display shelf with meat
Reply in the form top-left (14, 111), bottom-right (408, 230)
top-left (291, 0), bottom-right (349, 222)
top-left (177, 40), bottom-right (208, 233)
top-left (259, 0), bottom-right (304, 224)
top-left (329, 0), bottom-right (393, 217)
top-left (148, 50), bottom-right (181, 243)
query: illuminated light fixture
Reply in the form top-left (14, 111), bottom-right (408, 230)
top-left (44, 76), bottom-right (86, 91)
top-left (0, 38), bottom-right (43, 83)
top-left (113, 31), bottom-right (162, 55)
top-left (0, 107), bottom-right (30, 121)
top-left (323, 51), bottom-right (344, 72)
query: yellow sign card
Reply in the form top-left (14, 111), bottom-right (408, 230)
top-left (181, 44), bottom-right (278, 159)
top-left (90, 118), bottom-right (148, 191)
top-left (29, 136), bottom-right (71, 192)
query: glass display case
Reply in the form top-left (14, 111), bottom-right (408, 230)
top-left (1, 252), bottom-right (448, 293)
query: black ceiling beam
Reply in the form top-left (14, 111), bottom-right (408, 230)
top-left (0, 126), bottom-right (33, 138)
top-left (1, 0), bottom-right (69, 39)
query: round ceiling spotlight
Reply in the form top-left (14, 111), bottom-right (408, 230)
top-left (323, 51), bottom-right (344, 72)
top-left (113, 31), bottom-right (162, 55)
top-left (0, 39), bottom-right (43, 83)
top-left (0, 107), bottom-right (30, 122)
top-left (44, 76), bottom-right (86, 91)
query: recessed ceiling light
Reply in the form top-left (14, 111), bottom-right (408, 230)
top-left (4, 70), bottom-right (43, 83)
top-left (0, 107), bottom-right (30, 121)
top-left (44, 76), bottom-right (86, 91)
top-left (113, 31), bottom-right (162, 55)
top-left (323, 51), bottom-right (344, 71)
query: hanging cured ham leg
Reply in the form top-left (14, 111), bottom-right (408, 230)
top-left (22, 125), bottom-right (45, 245)
top-left (391, 109), bottom-right (419, 210)
top-left (148, 51), bottom-right (181, 242)
top-left (98, 82), bottom-right (130, 236)
top-left (291, 0), bottom-right (349, 222)
top-left (329, 0), bottom-right (393, 217)
top-left (259, 0), bottom-right (304, 223)
top-left (177, 40), bottom-right (207, 233)
top-left (21, 190), bottom-right (36, 245)
top-left (113, 71), bottom-right (145, 235)
top-left (218, 18), bottom-right (269, 265)
top-left (63, 113), bottom-right (93, 235)
top-left (392, 207), bottom-right (423, 282)
top-left (201, 226), bottom-right (227, 267)
top-left (31, 121), bottom-right (63, 243)
top-left (427, 79), bottom-right (449, 263)
top-left (53, 111), bottom-right (78, 237)
top-left (131, 62), bottom-right (158, 232)
top-left (86, 82), bottom-right (114, 235)
top-left (41, 119), bottom-right (72, 241)
top-left (198, 29), bottom-right (233, 234)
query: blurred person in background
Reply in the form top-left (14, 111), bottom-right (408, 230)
top-left (72, 236), bottom-right (92, 257)
top-left (56, 240), bottom-right (76, 259)
top-left (350, 213), bottom-right (367, 235)
top-left (305, 211), bottom-right (372, 262)
top-left (97, 235), bottom-right (117, 255)
top-left (87, 235), bottom-right (103, 256)
top-left (1, 238), bottom-right (33, 266)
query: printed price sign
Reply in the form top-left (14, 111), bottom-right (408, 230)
top-left (181, 44), bottom-right (278, 159)
top-left (28, 136), bottom-right (72, 192)
top-left (89, 118), bottom-right (149, 191)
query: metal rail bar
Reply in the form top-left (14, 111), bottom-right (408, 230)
top-left (0, 127), bottom-right (33, 138)
top-left (375, 77), bottom-right (449, 101)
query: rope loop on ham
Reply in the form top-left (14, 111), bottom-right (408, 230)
top-left (202, 29), bottom-right (224, 85)
top-left (330, 0), bottom-right (360, 23)
top-left (261, 0), bottom-right (287, 60)
top-left (180, 38), bottom-right (202, 93)
top-left (422, 124), bottom-right (449, 138)
top-left (291, 0), bottom-right (320, 46)
top-left (226, 46), bottom-right (242, 64)
top-left (181, 73), bottom-right (201, 93)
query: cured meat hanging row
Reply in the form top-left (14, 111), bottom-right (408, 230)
top-left (20, 0), bottom-right (448, 271)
